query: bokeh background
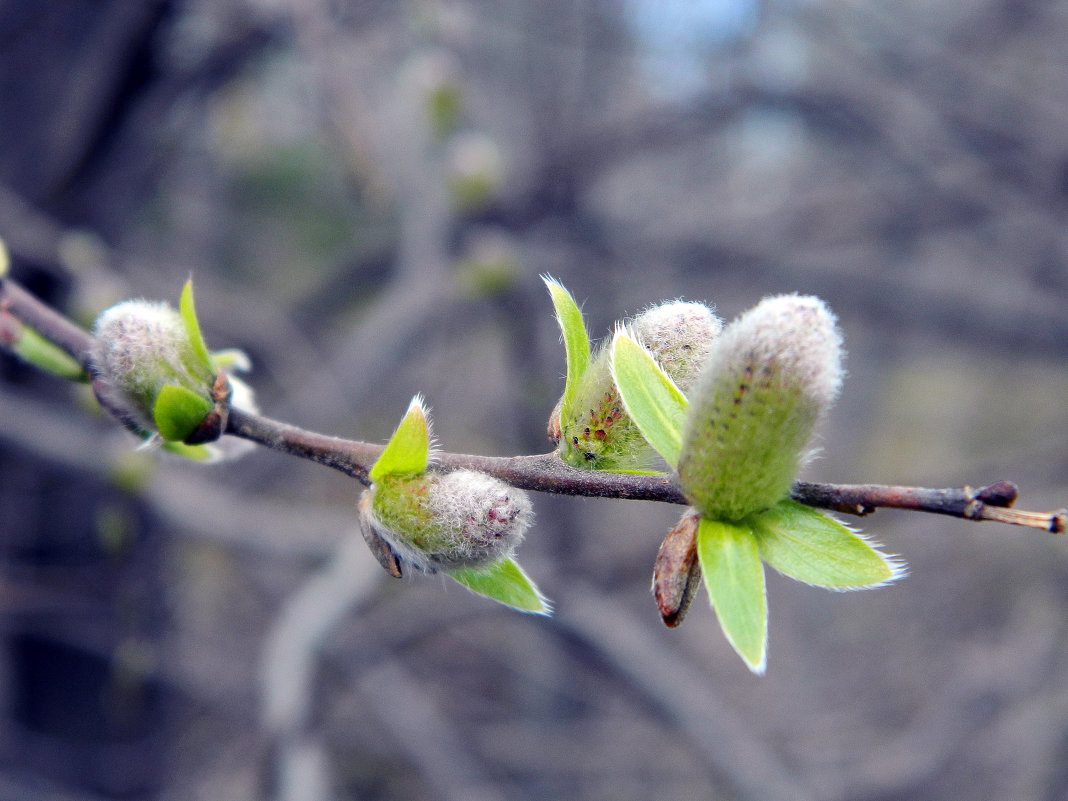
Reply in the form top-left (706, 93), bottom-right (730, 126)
top-left (1, 1), bottom-right (1067, 799)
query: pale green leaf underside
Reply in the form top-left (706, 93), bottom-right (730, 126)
top-left (543, 276), bottom-right (590, 424)
top-left (449, 558), bottom-right (552, 615)
top-left (370, 397), bottom-right (430, 482)
top-left (161, 441), bottom-right (214, 461)
top-left (210, 348), bottom-right (252, 372)
top-left (611, 331), bottom-right (688, 468)
top-left (179, 280), bottom-right (215, 378)
top-left (750, 500), bottom-right (902, 589)
top-left (697, 517), bottom-right (767, 674)
top-left (154, 384), bottom-right (213, 442)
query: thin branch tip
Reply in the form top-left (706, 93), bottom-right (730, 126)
top-left (978, 506), bottom-right (1067, 533)
top-left (964, 482), bottom-right (1063, 533)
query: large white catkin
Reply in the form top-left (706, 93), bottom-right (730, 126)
top-left (678, 294), bottom-right (843, 521)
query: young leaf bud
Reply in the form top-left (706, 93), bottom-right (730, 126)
top-left (360, 469), bottom-right (533, 573)
top-left (402, 49), bottom-right (463, 140)
top-left (678, 295), bottom-right (843, 521)
top-left (546, 396), bottom-right (563, 444)
top-left (557, 300), bottom-right (720, 471)
top-left (652, 510), bottom-right (702, 628)
top-left (91, 299), bottom-right (216, 437)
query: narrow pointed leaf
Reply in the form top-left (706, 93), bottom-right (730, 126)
top-left (153, 384), bottom-right (213, 442)
top-left (210, 348), bottom-right (252, 372)
top-left (160, 441), bottom-right (214, 461)
top-left (449, 558), bottom-right (552, 615)
top-left (12, 325), bottom-right (87, 380)
top-left (611, 329), bottom-right (688, 468)
top-left (750, 500), bottom-right (906, 589)
top-left (697, 518), bottom-right (767, 674)
top-left (178, 280), bottom-right (215, 377)
top-left (370, 396), bottom-right (430, 481)
top-left (542, 276), bottom-right (590, 423)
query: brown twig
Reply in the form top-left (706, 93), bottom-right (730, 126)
top-left (790, 480), bottom-right (1066, 533)
top-left (3, 275), bottom-right (1065, 534)
top-left (224, 407), bottom-right (1065, 533)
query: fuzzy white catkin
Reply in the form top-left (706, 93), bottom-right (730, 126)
top-left (630, 301), bottom-right (722, 393)
top-left (364, 469), bottom-right (533, 573)
top-left (557, 300), bottom-right (721, 470)
top-left (91, 300), bottom-right (212, 432)
top-left (91, 299), bottom-right (258, 460)
top-left (678, 294), bottom-right (843, 521)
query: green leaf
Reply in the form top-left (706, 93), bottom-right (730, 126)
top-left (153, 384), bottom-right (213, 442)
top-left (370, 396), bottom-right (431, 482)
top-left (160, 441), bottom-right (214, 462)
top-left (697, 518), bottom-right (767, 674)
top-left (449, 558), bottom-right (552, 615)
top-left (611, 329), bottom-right (689, 468)
top-left (542, 276), bottom-right (590, 424)
top-left (0, 236), bottom-right (9, 278)
top-left (210, 348), bottom-right (251, 372)
top-left (12, 325), bottom-right (87, 381)
top-left (178, 279), bottom-right (215, 378)
top-left (750, 500), bottom-right (905, 589)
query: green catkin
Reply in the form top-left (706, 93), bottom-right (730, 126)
top-left (558, 345), bottom-right (643, 469)
top-left (90, 297), bottom-right (257, 461)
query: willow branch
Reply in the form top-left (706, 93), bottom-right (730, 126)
top-left (224, 407), bottom-right (1065, 533)
top-left (3, 275), bottom-right (1065, 534)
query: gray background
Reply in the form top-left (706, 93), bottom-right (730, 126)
top-left (0, 1), bottom-right (1066, 799)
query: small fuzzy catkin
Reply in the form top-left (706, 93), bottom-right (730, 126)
top-left (361, 469), bottom-right (533, 573)
top-left (91, 300), bottom-right (214, 433)
top-left (677, 294), bottom-right (843, 521)
top-left (557, 300), bottom-right (721, 470)
top-left (631, 301), bottom-right (722, 393)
